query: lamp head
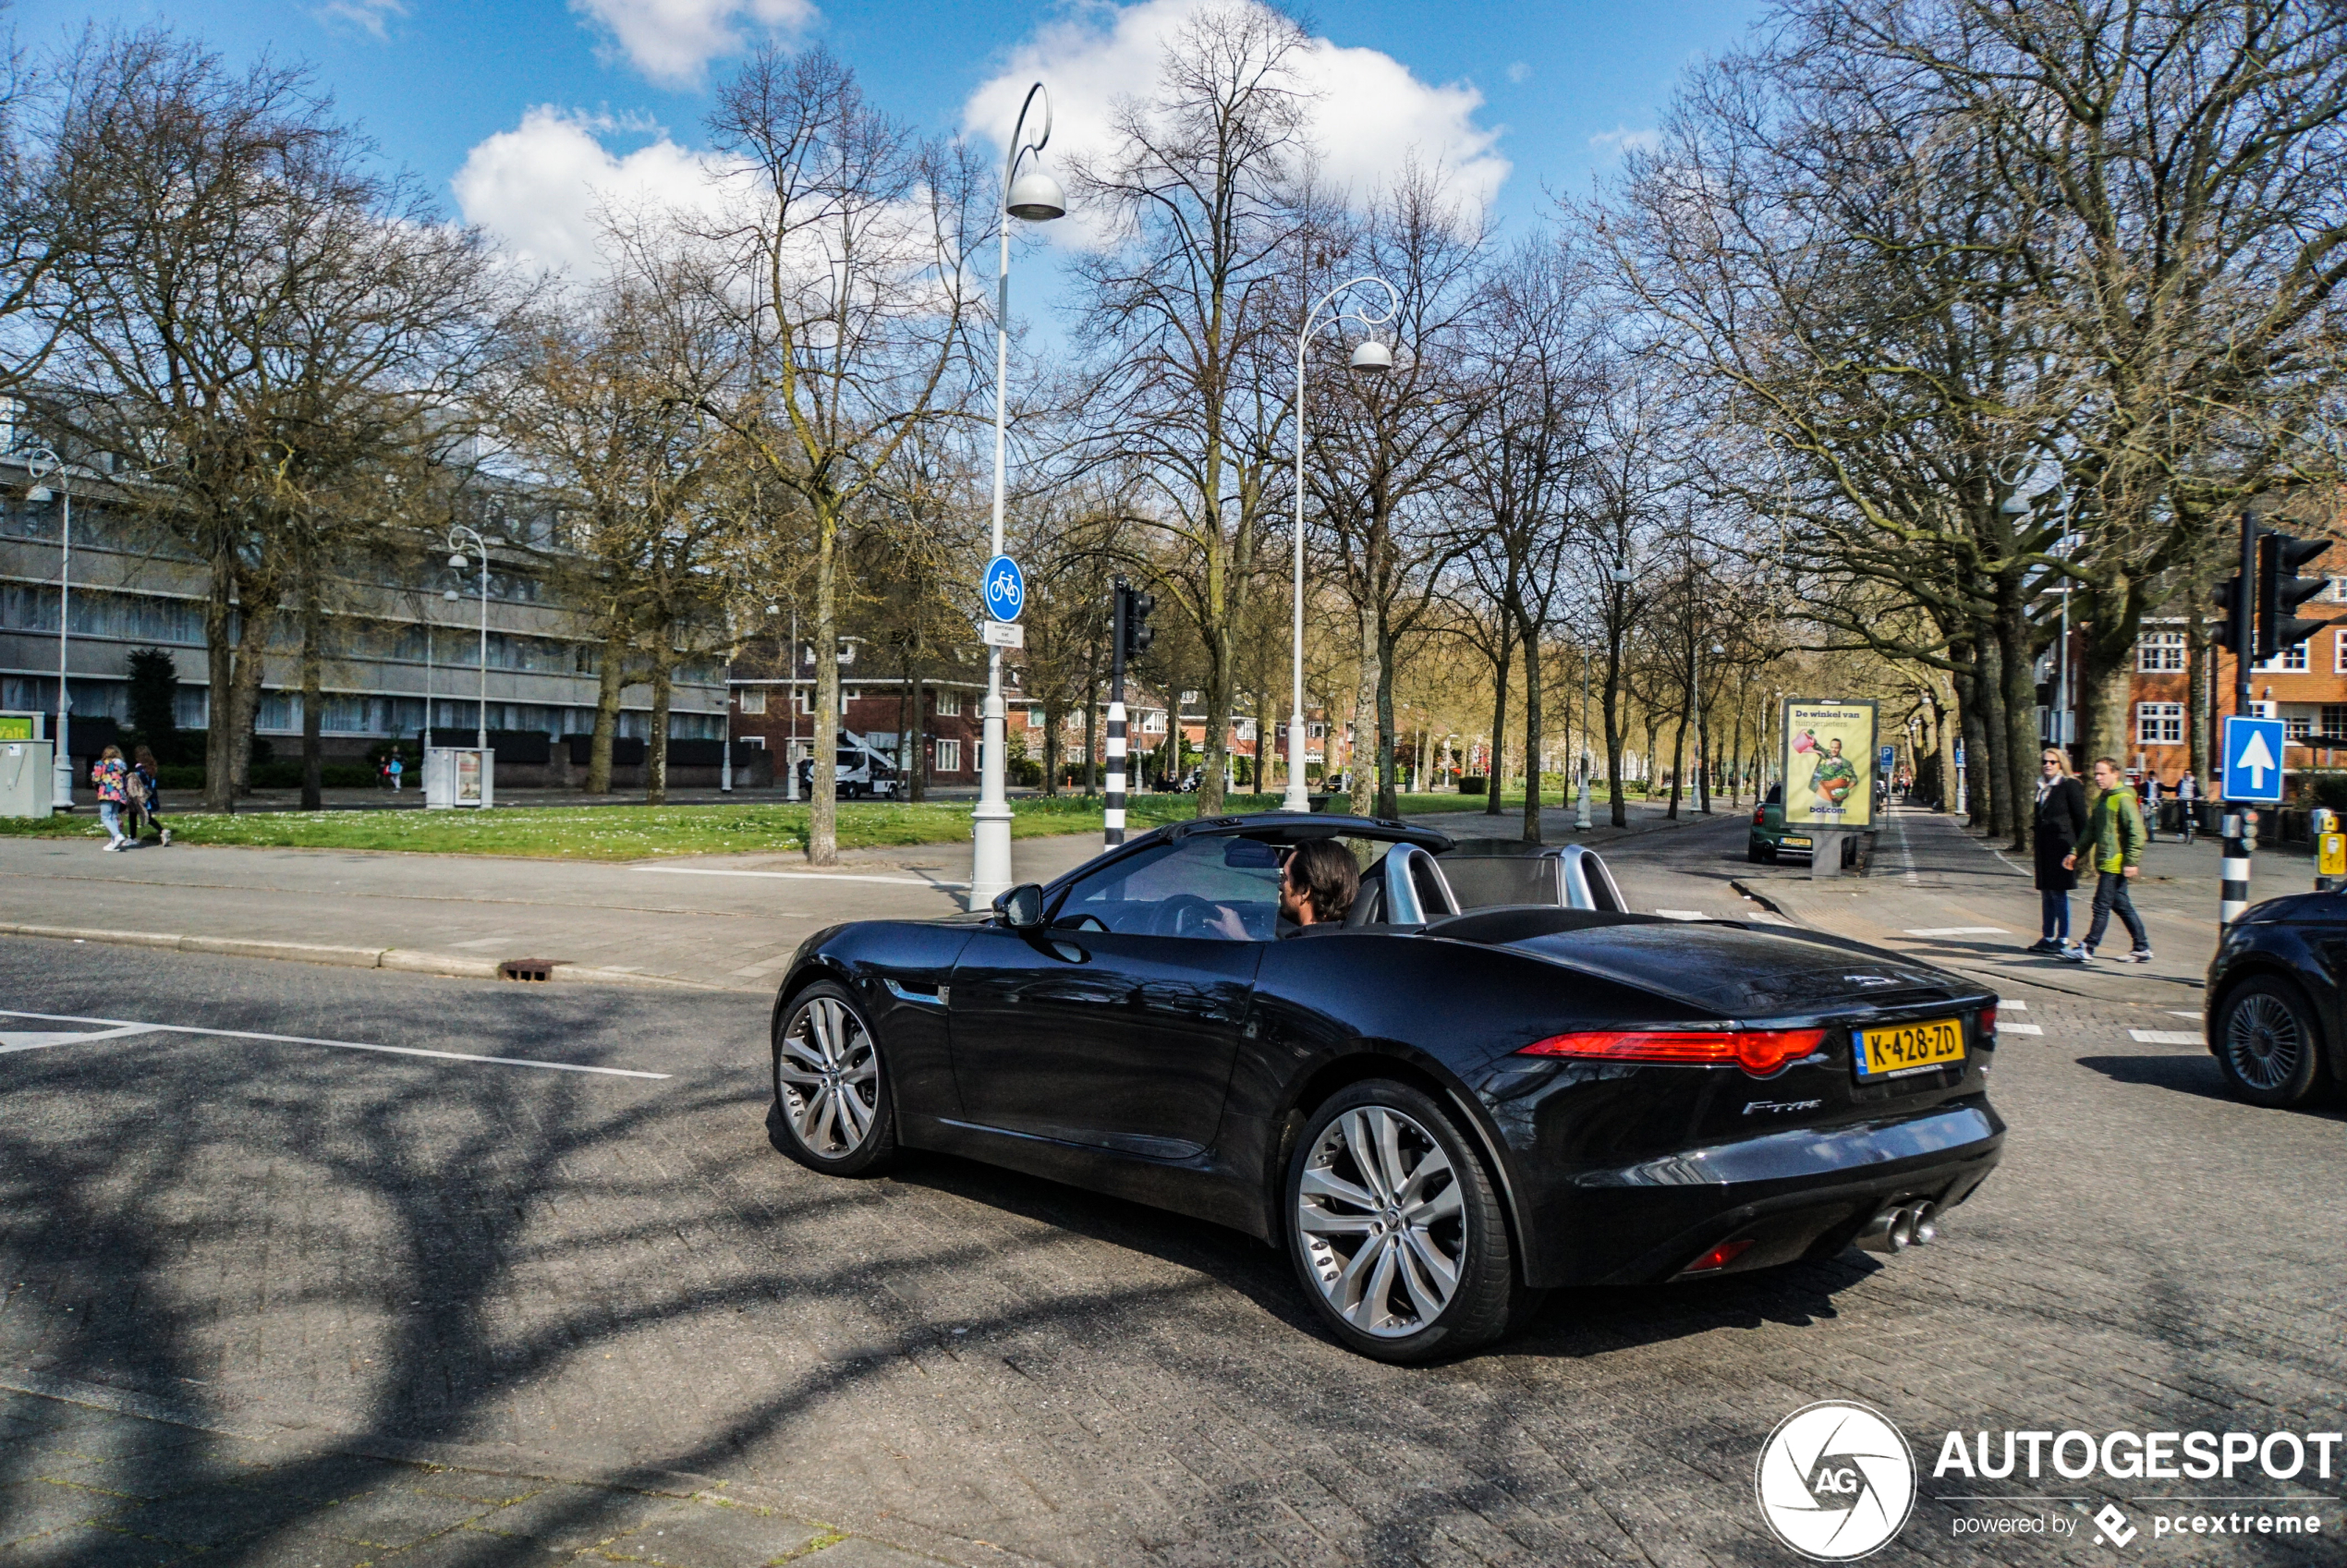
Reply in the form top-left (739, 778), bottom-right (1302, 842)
top-left (443, 589), bottom-right (460, 602)
top-left (448, 552), bottom-right (468, 570)
top-left (2000, 492), bottom-right (2032, 517)
top-left (25, 484), bottom-right (52, 504)
top-left (1005, 168), bottom-right (1066, 222)
top-left (1348, 339), bottom-right (1394, 372)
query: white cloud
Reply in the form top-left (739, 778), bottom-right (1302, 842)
top-left (1505, 61), bottom-right (1531, 85)
top-left (451, 107), bottom-right (745, 278)
top-left (314, 0), bottom-right (407, 40)
top-left (569, 0), bottom-right (817, 89)
top-left (1588, 126), bottom-right (1662, 156)
top-left (964, 0), bottom-right (1509, 246)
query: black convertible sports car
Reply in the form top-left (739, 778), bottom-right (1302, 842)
top-left (766, 813), bottom-right (2005, 1361)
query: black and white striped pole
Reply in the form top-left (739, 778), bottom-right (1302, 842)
top-left (1106, 579), bottom-right (1129, 846)
top-left (2220, 809), bottom-right (2254, 925)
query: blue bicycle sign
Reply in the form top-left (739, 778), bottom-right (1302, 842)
top-left (982, 554), bottom-right (1026, 622)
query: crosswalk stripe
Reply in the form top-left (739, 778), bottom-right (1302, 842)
top-left (2129, 1028), bottom-right (2202, 1046)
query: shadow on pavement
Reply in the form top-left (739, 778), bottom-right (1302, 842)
top-left (2076, 1052), bottom-right (2347, 1121)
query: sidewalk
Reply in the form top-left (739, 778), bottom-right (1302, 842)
top-left (1730, 804), bottom-right (2288, 1006)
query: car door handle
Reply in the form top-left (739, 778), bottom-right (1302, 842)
top-left (882, 978), bottom-right (949, 1007)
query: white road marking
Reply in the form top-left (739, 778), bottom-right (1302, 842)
top-left (1654, 909), bottom-right (1709, 920)
top-left (1998, 999), bottom-right (2029, 1010)
top-left (2129, 1028), bottom-right (2203, 1046)
top-left (1998, 1023), bottom-right (2044, 1036)
top-left (0, 1009), bottom-right (669, 1079)
top-left (2166, 1010), bottom-right (2200, 1018)
top-left (1892, 808), bottom-right (1919, 885)
top-left (0, 1024), bottom-right (162, 1055)
top-left (1904, 927), bottom-right (2012, 936)
top-left (637, 866), bottom-right (965, 889)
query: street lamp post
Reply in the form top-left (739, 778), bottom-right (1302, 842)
top-left (445, 526), bottom-right (489, 752)
top-left (1285, 275), bottom-right (1398, 812)
top-left (26, 445), bottom-right (73, 809)
top-left (971, 81), bottom-right (1067, 905)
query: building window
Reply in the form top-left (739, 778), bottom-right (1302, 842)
top-left (2324, 706), bottom-right (2347, 738)
top-left (2135, 702), bottom-right (2184, 745)
top-left (2135, 631), bottom-right (2187, 672)
top-left (2329, 577), bottom-right (2347, 603)
top-left (934, 689), bottom-right (961, 717)
top-left (739, 735), bottom-right (765, 749)
top-left (736, 689), bottom-right (767, 715)
top-left (2256, 643), bottom-right (2309, 672)
top-left (934, 737), bottom-right (962, 772)
top-left (1141, 711), bottom-right (1167, 735)
top-left (2335, 629), bottom-right (2347, 675)
top-left (793, 688), bottom-right (813, 715)
top-left (1025, 707), bottom-right (1041, 728)
top-left (2286, 714), bottom-right (2313, 740)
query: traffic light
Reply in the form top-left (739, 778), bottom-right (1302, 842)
top-left (1120, 584), bottom-right (1156, 662)
top-left (2213, 571), bottom-right (2251, 659)
top-left (2256, 529), bottom-right (2328, 661)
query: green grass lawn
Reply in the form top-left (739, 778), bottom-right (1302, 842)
top-left (0, 790), bottom-right (1509, 861)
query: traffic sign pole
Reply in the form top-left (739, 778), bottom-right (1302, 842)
top-left (1107, 579), bottom-right (1128, 847)
top-left (2221, 811), bottom-right (2252, 925)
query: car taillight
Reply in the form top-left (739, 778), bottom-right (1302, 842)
top-left (1752, 806), bottom-right (1766, 826)
top-left (1517, 1027), bottom-right (1830, 1076)
top-left (1980, 1003), bottom-right (1998, 1038)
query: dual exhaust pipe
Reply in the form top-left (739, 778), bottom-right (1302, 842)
top-left (1855, 1200), bottom-right (1939, 1254)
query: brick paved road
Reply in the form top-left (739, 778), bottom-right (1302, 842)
top-left (2, 823), bottom-right (2341, 1566)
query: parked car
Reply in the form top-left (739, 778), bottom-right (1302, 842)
top-left (765, 811), bottom-right (2004, 1362)
top-left (2204, 892), bottom-right (2347, 1109)
top-left (1747, 784), bottom-right (1817, 863)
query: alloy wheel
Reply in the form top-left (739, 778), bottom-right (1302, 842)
top-left (1295, 1105), bottom-right (1466, 1337)
top-left (2225, 991), bottom-right (2304, 1093)
top-left (777, 995), bottom-right (880, 1158)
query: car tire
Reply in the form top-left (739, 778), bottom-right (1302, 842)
top-left (1283, 1079), bottom-right (1526, 1363)
top-left (2213, 976), bottom-right (2330, 1110)
top-left (1746, 843), bottom-right (1764, 864)
top-left (772, 981), bottom-right (898, 1174)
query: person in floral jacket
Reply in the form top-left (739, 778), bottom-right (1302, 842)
top-left (91, 744), bottom-right (132, 851)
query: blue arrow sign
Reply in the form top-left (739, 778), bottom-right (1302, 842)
top-left (2221, 715), bottom-right (2286, 803)
top-left (981, 554), bottom-right (1025, 622)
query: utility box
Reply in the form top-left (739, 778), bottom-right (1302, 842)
top-left (1, 739), bottom-right (54, 818)
top-left (424, 747), bottom-right (494, 809)
top-left (0, 711), bottom-right (43, 741)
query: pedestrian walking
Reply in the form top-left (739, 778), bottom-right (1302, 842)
top-left (2028, 748), bottom-right (2089, 954)
top-left (2141, 773), bottom-right (2162, 842)
top-left (91, 744), bottom-right (132, 851)
top-left (2176, 772), bottom-right (2199, 843)
top-left (2062, 756), bottom-right (2152, 963)
top-left (131, 745), bottom-right (171, 845)
top-left (389, 754), bottom-right (404, 792)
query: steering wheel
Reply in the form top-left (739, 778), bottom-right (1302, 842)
top-left (1149, 893), bottom-right (1222, 938)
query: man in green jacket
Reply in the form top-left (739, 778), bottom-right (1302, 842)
top-left (2061, 757), bottom-right (2151, 962)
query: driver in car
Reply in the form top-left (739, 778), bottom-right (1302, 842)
top-left (1208, 839), bottom-right (1359, 940)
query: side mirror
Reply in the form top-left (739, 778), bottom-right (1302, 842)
top-left (992, 882), bottom-right (1046, 930)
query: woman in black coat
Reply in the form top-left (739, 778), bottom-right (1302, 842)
top-left (2031, 748), bottom-right (2090, 954)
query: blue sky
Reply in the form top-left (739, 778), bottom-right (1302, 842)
top-left (8, 0), bottom-right (1755, 241)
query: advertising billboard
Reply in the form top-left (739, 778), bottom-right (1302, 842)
top-left (1783, 699), bottom-right (1879, 831)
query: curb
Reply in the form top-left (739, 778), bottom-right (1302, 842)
top-left (0, 923), bottom-right (752, 993)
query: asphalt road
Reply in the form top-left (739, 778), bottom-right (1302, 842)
top-left (4, 821), bottom-right (2344, 1566)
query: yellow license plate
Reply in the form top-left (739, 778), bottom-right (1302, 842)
top-left (1857, 1017), bottom-right (1965, 1079)
top-left (1782, 836), bottom-right (1813, 848)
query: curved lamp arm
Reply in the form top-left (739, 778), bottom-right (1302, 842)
top-left (1006, 81), bottom-right (1052, 189)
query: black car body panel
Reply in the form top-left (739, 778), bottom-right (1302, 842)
top-left (770, 813), bottom-right (2006, 1288)
top-left (2206, 891), bottom-right (2347, 1082)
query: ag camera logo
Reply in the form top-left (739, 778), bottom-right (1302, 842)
top-left (1756, 1400), bottom-right (1917, 1560)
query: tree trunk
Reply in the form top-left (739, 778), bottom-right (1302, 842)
top-left (203, 548), bottom-right (237, 813)
top-left (1996, 588), bottom-right (2038, 853)
top-left (1486, 616), bottom-right (1512, 819)
top-left (588, 606), bottom-right (626, 795)
top-left (1933, 673), bottom-right (1960, 815)
top-left (1082, 675), bottom-right (1099, 796)
top-left (1348, 600), bottom-right (1379, 816)
top-left (1375, 624), bottom-right (1400, 820)
top-left (1043, 701), bottom-right (1061, 797)
top-left (809, 507), bottom-right (840, 866)
top-left (298, 570), bottom-right (323, 812)
top-left (1518, 618), bottom-right (1544, 844)
top-left (646, 643), bottom-right (674, 808)
top-left (1956, 665), bottom-right (1990, 828)
top-left (1972, 638), bottom-right (2010, 838)
top-left (1666, 699), bottom-right (1688, 820)
top-left (227, 574), bottom-right (271, 799)
top-left (2186, 604), bottom-right (2209, 788)
top-left (908, 665), bottom-right (928, 804)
